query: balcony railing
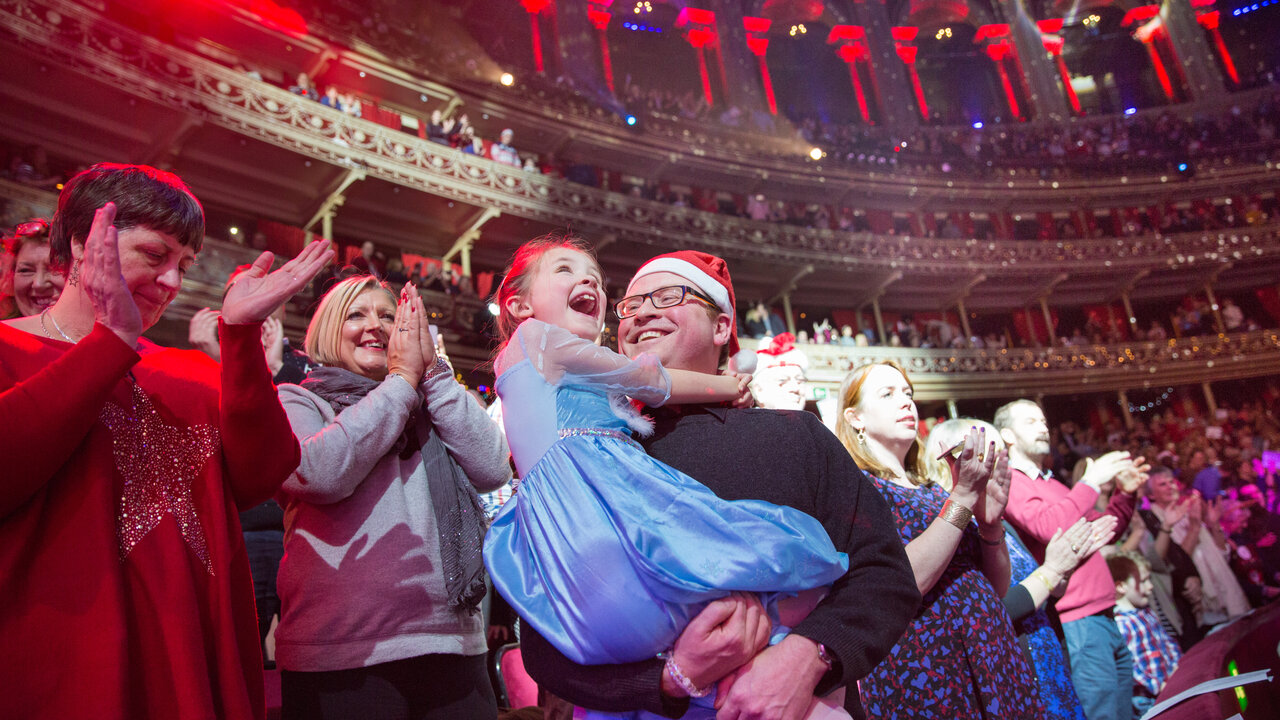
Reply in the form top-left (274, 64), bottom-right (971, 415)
top-left (799, 331), bottom-right (1280, 401)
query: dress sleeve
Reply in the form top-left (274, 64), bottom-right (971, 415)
top-left (277, 374), bottom-right (420, 504)
top-left (0, 325), bottom-right (137, 517)
top-left (513, 319), bottom-right (670, 407)
top-left (217, 319), bottom-right (303, 510)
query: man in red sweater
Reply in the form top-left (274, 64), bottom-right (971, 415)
top-left (994, 399), bottom-right (1147, 720)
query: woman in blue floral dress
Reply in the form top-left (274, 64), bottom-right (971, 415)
top-left (835, 361), bottom-right (1045, 719)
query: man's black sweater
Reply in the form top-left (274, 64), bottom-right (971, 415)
top-left (519, 405), bottom-right (920, 717)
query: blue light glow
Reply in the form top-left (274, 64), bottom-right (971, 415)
top-left (625, 114), bottom-right (637, 126)
top-left (1125, 107), bottom-right (1137, 115)
top-left (972, 121), bottom-right (984, 129)
top-left (1178, 162), bottom-right (1189, 171)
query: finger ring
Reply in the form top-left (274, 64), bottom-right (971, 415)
top-left (1070, 544), bottom-right (1081, 553)
top-left (397, 328), bottom-right (409, 333)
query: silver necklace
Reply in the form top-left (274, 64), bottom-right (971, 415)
top-left (41, 308), bottom-right (75, 342)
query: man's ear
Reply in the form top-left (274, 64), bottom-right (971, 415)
top-left (1000, 427), bottom-right (1017, 448)
top-left (711, 313), bottom-right (733, 348)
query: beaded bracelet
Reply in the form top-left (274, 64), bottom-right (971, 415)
top-left (978, 528), bottom-right (1006, 546)
top-left (938, 499), bottom-right (974, 531)
top-left (663, 653), bottom-right (712, 697)
top-left (423, 356), bottom-right (453, 383)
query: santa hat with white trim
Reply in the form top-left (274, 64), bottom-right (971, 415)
top-left (627, 250), bottom-right (740, 356)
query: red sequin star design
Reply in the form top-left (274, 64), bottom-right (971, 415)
top-left (100, 381), bottom-right (220, 574)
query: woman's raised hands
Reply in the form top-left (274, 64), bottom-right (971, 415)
top-left (78, 203), bottom-right (142, 345)
top-left (222, 238), bottom-right (334, 325)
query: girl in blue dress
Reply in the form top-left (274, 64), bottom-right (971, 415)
top-left (482, 236), bottom-right (849, 714)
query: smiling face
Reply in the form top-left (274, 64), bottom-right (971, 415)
top-left (507, 247), bottom-right (605, 342)
top-left (1118, 567), bottom-right (1153, 609)
top-left (618, 270), bottom-right (730, 374)
top-left (843, 364), bottom-right (919, 453)
top-left (336, 287), bottom-right (396, 379)
top-left (1147, 471), bottom-right (1181, 508)
top-left (752, 365), bottom-right (807, 411)
top-left (11, 240), bottom-right (63, 316)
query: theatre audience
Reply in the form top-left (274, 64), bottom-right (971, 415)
top-left (837, 361), bottom-right (1045, 719)
top-left (273, 276), bottom-right (509, 719)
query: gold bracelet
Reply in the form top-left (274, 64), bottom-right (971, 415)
top-left (938, 499), bottom-right (974, 530)
top-left (1029, 569), bottom-right (1057, 594)
top-left (978, 527), bottom-right (1006, 546)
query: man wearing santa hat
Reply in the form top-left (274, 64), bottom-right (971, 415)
top-left (751, 333), bottom-right (810, 411)
top-left (520, 250), bottom-right (918, 720)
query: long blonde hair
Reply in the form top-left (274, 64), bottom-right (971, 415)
top-left (836, 360), bottom-right (929, 485)
top-left (304, 275), bottom-right (395, 367)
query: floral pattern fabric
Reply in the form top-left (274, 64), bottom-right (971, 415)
top-left (859, 477), bottom-right (1046, 720)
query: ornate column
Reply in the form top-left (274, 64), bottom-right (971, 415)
top-left (1162, 0), bottom-right (1228, 99)
top-left (519, 0), bottom-right (555, 74)
top-left (975, 25), bottom-right (1023, 121)
top-left (743, 17), bottom-right (777, 115)
top-left (586, 1), bottom-right (615, 94)
top-left (891, 26), bottom-right (928, 121)
top-left (849, 0), bottom-right (917, 127)
top-left (1003, 9), bottom-right (1069, 121)
top-left (1125, 6), bottom-right (1177, 101)
top-left (677, 8), bottom-right (718, 106)
top-left (714, 1), bottom-right (768, 115)
top-left (1037, 20), bottom-right (1081, 115)
top-left (828, 25), bottom-right (873, 123)
top-left (1191, 1), bottom-right (1238, 86)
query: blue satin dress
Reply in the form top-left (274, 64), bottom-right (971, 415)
top-left (483, 319), bottom-right (849, 666)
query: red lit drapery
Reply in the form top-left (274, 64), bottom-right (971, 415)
top-left (1036, 19), bottom-right (1081, 115)
top-left (891, 26), bottom-right (928, 121)
top-left (588, 0), bottom-right (615, 93)
top-left (677, 8), bottom-right (718, 106)
top-left (828, 25), bottom-right (872, 123)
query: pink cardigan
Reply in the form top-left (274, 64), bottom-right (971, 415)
top-left (1004, 468), bottom-right (1135, 623)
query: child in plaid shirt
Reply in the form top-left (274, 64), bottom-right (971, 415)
top-left (1108, 554), bottom-right (1182, 719)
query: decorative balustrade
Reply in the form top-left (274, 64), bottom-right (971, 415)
top-left (3, 0), bottom-right (1280, 280)
top-left (798, 331), bottom-right (1280, 401)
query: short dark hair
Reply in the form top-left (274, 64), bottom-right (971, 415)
top-left (49, 163), bottom-right (204, 274)
top-left (1107, 555), bottom-right (1141, 585)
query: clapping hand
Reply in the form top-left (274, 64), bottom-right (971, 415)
top-left (221, 238), bottom-right (334, 325)
top-left (952, 427), bottom-right (996, 506)
top-left (1080, 451), bottom-right (1133, 494)
top-left (79, 202), bottom-right (142, 345)
top-left (1116, 456), bottom-right (1151, 495)
top-left (188, 307), bottom-right (221, 360)
top-left (387, 286), bottom-right (426, 386)
top-left (977, 449), bottom-right (1012, 528)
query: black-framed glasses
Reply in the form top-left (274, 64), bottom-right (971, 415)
top-left (615, 285), bottom-right (718, 319)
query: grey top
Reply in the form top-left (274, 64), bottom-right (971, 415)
top-left (274, 371), bottom-right (510, 671)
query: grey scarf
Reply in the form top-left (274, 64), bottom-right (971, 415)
top-left (301, 367), bottom-right (488, 612)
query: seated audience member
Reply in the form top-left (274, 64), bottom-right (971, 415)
top-left (1220, 491), bottom-right (1280, 605)
top-left (0, 163), bottom-right (333, 718)
top-left (1108, 554), bottom-right (1182, 719)
top-left (427, 110), bottom-right (450, 145)
top-left (490, 128), bottom-right (521, 167)
top-left (2, 218), bottom-right (63, 319)
top-left (1121, 468), bottom-right (1207, 650)
top-left (320, 85), bottom-right (343, 112)
top-left (462, 134), bottom-right (485, 156)
top-left (1144, 467), bottom-right (1251, 628)
top-left (289, 72), bottom-right (319, 101)
top-left (273, 277), bottom-right (510, 719)
top-left (749, 332), bottom-right (808, 411)
top-left (350, 240), bottom-right (385, 277)
top-left (838, 362), bottom-right (1046, 719)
